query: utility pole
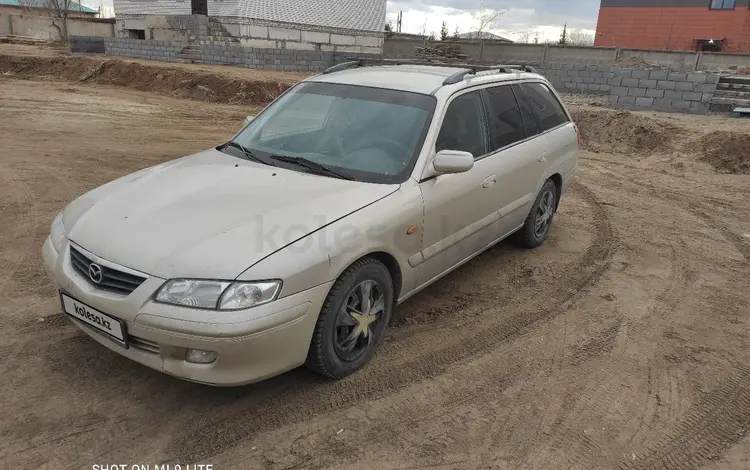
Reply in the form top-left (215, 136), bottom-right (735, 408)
top-left (397, 10), bottom-right (402, 33)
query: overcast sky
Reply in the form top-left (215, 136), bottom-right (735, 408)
top-left (86, 0), bottom-right (600, 42)
top-left (385, 0), bottom-right (600, 41)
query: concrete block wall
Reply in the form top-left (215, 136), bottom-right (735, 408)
top-left (537, 63), bottom-right (720, 113)
top-left (204, 18), bottom-right (384, 55)
top-left (103, 38), bottom-right (185, 62)
top-left (73, 36), bottom-right (379, 72)
top-left (481, 43), bottom-right (545, 63)
top-left (698, 52), bottom-right (750, 72)
top-left (1, 13), bottom-right (114, 41)
top-left (383, 37), bottom-right (750, 72)
top-left (69, 36), bottom-right (106, 54)
top-left (198, 42), bottom-right (379, 71)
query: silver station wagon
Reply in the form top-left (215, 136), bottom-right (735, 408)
top-left (43, 59), bottom-right (579, 386)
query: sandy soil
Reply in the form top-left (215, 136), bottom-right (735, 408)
top-left (1, 67), bottom-right (749, 470)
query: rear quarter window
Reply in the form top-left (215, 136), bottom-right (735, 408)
top-left (520, 83), bottom-right (569, 132)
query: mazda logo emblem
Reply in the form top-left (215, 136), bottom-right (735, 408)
top-left (88, 263), bottom-right (103, 284)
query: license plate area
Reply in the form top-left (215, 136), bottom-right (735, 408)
top-left (60, 292), bottom-right (129, 348)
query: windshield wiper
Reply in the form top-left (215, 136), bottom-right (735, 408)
top-left (269, 155), bottom-right (354, 181)
top-left (222, 141), bottom-right (269, 165)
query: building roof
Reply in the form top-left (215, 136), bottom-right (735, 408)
top-left (0, 0), bottom-right (97, 13)
top-left (113, 0), bottom-right (386, 33)
top-left (209, 0), bottom-right (386, 32)
top-left (308, 64), bottom-right (539, 95)
top-left (457, 31), bottom-right (513, 42)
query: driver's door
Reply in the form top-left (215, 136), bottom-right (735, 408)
top-left (414, 90), bottom-right (505, 288)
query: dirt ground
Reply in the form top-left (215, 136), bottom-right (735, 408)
top-left (1, 53), bottom-right (750, 470)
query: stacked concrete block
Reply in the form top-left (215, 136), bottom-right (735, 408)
top-left (102, 38), bottom-right (185, 63)
top-left (603, 68), bottom-right (719, 113)
top-left (198, 42), bottom-right (379, 72)
top-left (536, 64), bottom-right (616, 95)
top-left (536, 64), bottom-right (720, 114)
top-left (69, 36), bottom-right (107, 54)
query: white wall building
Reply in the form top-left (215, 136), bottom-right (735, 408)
top-left (113, 0), bottom-right (386, 50)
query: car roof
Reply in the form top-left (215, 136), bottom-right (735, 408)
top-left (306, 64), bottom-right (543, 95)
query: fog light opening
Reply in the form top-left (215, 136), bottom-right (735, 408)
top-left (185, 349), bottom-right (218, 364)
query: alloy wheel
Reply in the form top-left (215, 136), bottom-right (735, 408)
top-left (333, 280), bottom-right (385, 362)
top-left (534, 190), bottom-right (556, 239)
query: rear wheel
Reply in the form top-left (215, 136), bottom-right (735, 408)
top-left (305, 258), bottom-right (393, 378)
top-left (513, 179), bottom-right (558, 249)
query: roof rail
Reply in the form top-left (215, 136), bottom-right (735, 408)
top-left (442, 64), bottom-right (539, 85)
top-left (322, 58), bottom-right (427, 74)
top-left (321, 58), bottom-right (539, 84)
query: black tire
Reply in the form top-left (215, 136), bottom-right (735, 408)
top-left (305, 257), bottom-right (393, 379)
top-left (512, 179), bottom-right (558, 249)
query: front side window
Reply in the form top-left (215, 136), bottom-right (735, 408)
top-left (710, 0), bottom-right (735, 10)
top-left (227, 82), bottom-right (436, 184)
top-left (483, 85), bottom-right (526, 151)
top-left (520, 83), bottom-right (570, 132)
top-left (435, 91), bottom-right (488, 158)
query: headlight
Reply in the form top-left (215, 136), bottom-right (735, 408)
top-left (50, 212), bottom-right (66, 252)
top-left (155, 279), bottom-right (281, 310)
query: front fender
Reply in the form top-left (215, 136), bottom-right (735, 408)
top-left (238, 180), bottom-right (425, 300)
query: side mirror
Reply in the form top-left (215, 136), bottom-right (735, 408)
top-left (433, 149), bottom-right (474, 174)
top-left (244, 115), bottom-right (255, 126)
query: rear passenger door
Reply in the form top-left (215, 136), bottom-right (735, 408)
top-left (481, 84), bottom-right (547, 233)
top-left (515, 82), bottom-right (578, 192)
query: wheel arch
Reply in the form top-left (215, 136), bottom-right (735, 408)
top-left (346, 251), bottom-right (403, 307)
top-left (549, 173), bottom-right (562, 211)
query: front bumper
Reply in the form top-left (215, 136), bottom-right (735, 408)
top-left (42, 237), bottom-right (332, 386)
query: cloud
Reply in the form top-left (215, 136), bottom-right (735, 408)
top-left (386, 0), bottom-right (599, 41)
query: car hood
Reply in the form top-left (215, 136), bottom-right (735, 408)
top-left (65, 149), bottom-right (398, 279)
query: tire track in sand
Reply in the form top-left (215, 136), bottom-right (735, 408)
top-left (165, 182), bottom-right (617, 463)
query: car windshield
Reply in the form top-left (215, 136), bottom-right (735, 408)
top-left (226, 82), bottom-right (437, 184)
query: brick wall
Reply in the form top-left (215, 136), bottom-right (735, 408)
top-left (595, 6), bottom-right (750, 53)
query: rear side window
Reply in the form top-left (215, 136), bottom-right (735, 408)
top-left (436, 91), bottom-right (487, 158)
top-left (520, 83), bottom-right (569, 132)
top-left (512, 84), bottom-right (542, 137)
top-left (483, 85), bottom-right (526, 151)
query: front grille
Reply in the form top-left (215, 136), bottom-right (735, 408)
top-left (130, 336), bottom-right (160, 354)
top-left (70, 246), bottom-right (147, 295)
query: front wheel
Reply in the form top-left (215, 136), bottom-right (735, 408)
top-left (305, 258), bottom-right (393, 378)
top-left (512, 179), bottom-right (558, 249)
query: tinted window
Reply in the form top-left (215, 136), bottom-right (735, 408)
top-left (483, 85), bottom-right (526, 151)
top-left (436, 91), bottom-right (487, 158)
top-left (520, 83), bottom-right (569, 132)
top-left (512, 84), bottom-right (542, 137)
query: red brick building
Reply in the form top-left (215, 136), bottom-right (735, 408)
top-left (595, 0), bottom-right (750, 52)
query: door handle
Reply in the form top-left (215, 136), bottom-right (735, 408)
top-left (482, 175), bottom-right (497, 188)
top-left (538, 152), bottom-right (549, 163)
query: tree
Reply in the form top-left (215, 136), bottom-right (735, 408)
top-left (384, 20), bottom-right (394, 38)
top-left (516, 29), bottom-right (531, 43)
top-left (559, 23), bottom-right (568, 45)
top-left (47, 0), bottom-right (74, 39)
top-left (567, 29), bottom-right (595, 47)
top-left (472, 5), bottom-right (505, 39)
top-left (440, 21), bottom-right (449, 41)
top-left (452, 25), bottom-right (460, 40)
